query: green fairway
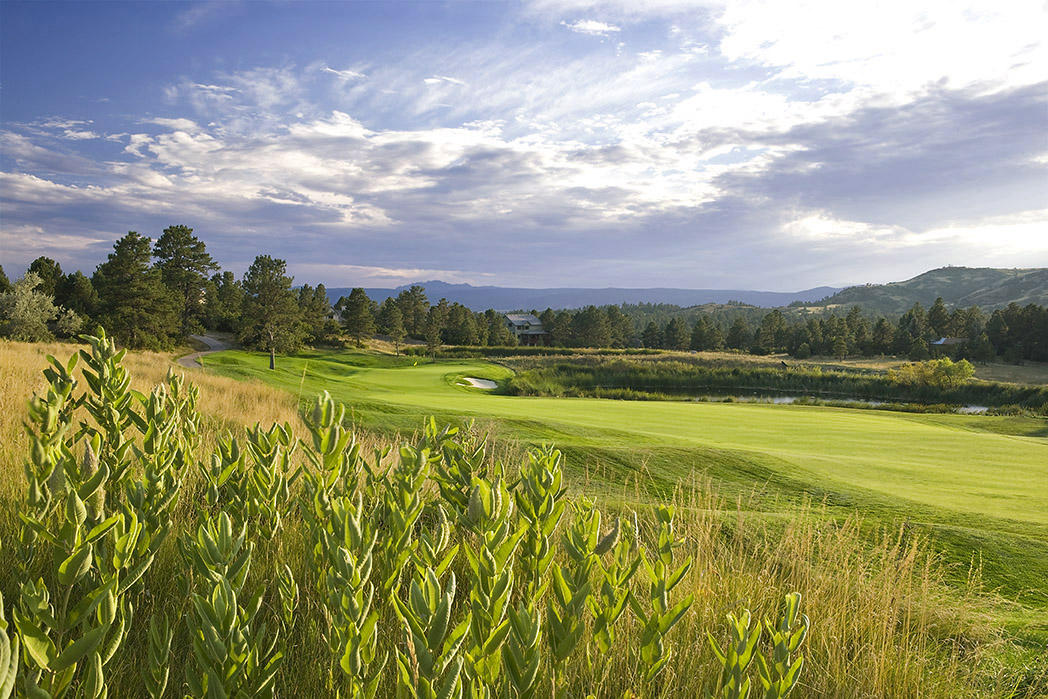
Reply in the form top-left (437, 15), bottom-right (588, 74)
top-left (204, 348), bottom-right (1048, 610)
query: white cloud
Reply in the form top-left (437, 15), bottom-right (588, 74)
top-left (290, 263), bottom-right (496, 286)
top-left (61, 130), bottom-right (99, 140)
top-left (716, 0), bottom-right (1048, 97)
top-left (0, 225), bottom-right (109, 254)
top-left (423, 75), bottom-right (467, 86)
top-left (560, 19), bottom-right (621, 36)
top-left (323, 66), bottom-right (367, 80)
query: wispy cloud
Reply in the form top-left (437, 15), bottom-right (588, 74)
top-left (323, 66), bottom-right (367, 80)
top-left (560, 19), bottom-right (621, 36)
top-left (171, 1), bottom-right (243, 33)
top-left (423, 75), bottom-right (467, 86)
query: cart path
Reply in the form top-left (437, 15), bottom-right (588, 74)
top-left (177, 334), bottom-right (232, 368)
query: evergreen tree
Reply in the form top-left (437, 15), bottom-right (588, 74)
top-left (538, 308), bottom-right (556, 341)
top-left (425, 298), bottom-right (450, 356)
top-left (663, 317), bottom-right (689, 350)
top-left (896, 303), bottom-right (928, 353)
top-left (444, 303), bottom-right (479, 345)
top-left (240, 255), bottom-right (305, 369)
top-left (340, 288), bottom-right (376, 347)
top-left (927, 297), bottom-right (950, 338)
top-left (571, 306), bottom-right (611, 347)
top-left (845, 306), bottom-right (870, 354)
top-left (605, 305), bottom-right (633, 348)
top-left (871, 318), bottom-right (895, 355)
top-left (298, 284), bottom-right (337, 345)
top-left (482, 309), bottom-right (515, 346)
top-left (93, 232), bottom-right (179, 349)
top-left (0, 272), bottom-right (59, 341)
top-left (204, 271), bottom-right (245, 332)
top-left (549, 311), bottom-right (573, 346)
top-left (385, 303), bottom-right (406, 354)
top-left (707, 321), bottom-right (725, 351)
top-left (907, 335), bottom-right (930, 361)
top-left (726, 317), bottom-right (750, 350)
top-left (0, 264), bottom-right (10, 293)
top-left (831, 335), bottom-right (848, 359)
top-left (153, 225), bottom-right (218, 334)
top-left (986, 310), bottom-right (1008, 354)
top-left (376, 297), bottom-right (399, 333)
top-left (396, 285), bottom-right (429, 337)
top-left (27, 256), bottom-right (64, 297)
top-left (755, 310), bottom-right (787, 353)
top-left (56, 271), bottom-right (99, 319)
top-left (690, 317), bottom-right (709, 351)
top-left (641, 321), bottom-right (662, 349)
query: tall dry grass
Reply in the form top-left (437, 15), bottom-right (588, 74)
top-left (1, 339), bottom-right (1043, 697)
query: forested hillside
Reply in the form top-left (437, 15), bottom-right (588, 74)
top-left (809, 267), bottom-right (1047, 315)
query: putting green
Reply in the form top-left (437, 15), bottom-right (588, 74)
top-left (205, 350), bottom-right (1048, 529)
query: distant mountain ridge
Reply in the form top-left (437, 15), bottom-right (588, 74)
top-left (325, 280), bottom-right (840, 311)
top-left (810, 267), bottom-right (1048, 315)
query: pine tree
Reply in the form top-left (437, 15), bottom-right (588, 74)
top-left (56, 271), bottom-right (99, 319)
top-left (204, 271), bottom-right (245, 333)
top-left (27, 256), bottom-right (64, 297)
top-left (871, 318), bottom-right (895, 355)
top-left (153, 225), bottom-right (218, 335)
top-left (927, 297), bottom-right (950, 338)
top-left (240, 255), bottom-right (305, 369)
top-left (0, 264), bottom-right (10, 293)
top-left (641, 321), bottom-right (662, 349)
top-left (425, 298), bottom-right (450, 356)
top-left (605, 305), bottom-right (633, 348)
top-left (484, 309), bottom-right (515, 346)
top-left (726, 317), bottom-right (750, 350)
top-left (444, 303), bottom-right (479, 345)
top-left (396, 285), bottom-right (429, 337)
top-left (298, 284), bottom-right (336, 345)
top-left (571, 305), bottom-right (611, 347)
top-left (340, 288), bottom-right (376, 347)
top-left (663, 317), bottom-right (689, 350)
top-left (385, 303), bottom-right (406, 354)
top-left (832, 335), bottom-right (848, 359)
top-left (93, 232), bottom-right (179, 349)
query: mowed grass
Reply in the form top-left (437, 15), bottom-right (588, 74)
top-left (205, 349), bottom-right (1048, 524)
top-left (204, 348), bottom-right (1048, 619)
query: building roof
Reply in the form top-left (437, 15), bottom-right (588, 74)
top-left (931, 337), bottom-right (968, 346)
top-left (505, 313), bottom-right (542, 326)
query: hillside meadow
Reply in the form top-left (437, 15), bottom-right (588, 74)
top-left (2, 338), bottom-right (1047, 696)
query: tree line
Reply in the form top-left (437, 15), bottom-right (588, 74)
top-left (2, 227), bottom-right (1045, 364)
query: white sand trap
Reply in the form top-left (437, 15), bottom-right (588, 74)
top-left (460, 377), bottom-right (497, 389)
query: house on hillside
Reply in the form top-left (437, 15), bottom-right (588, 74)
top-left (504, 313), bottom-right (548, 346)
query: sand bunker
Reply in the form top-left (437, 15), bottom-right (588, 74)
top-left (460, 377), bottom-right (497, 389)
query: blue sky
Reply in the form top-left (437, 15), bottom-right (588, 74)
top-left (1, 0), bottom-right (1046, 290)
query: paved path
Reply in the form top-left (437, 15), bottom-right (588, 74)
top-left (177, 334), bottom-right (232, 369)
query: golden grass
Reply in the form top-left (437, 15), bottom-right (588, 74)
top-left (0, 340), bottom-right (307, 500)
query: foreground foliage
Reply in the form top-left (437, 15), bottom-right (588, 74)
top-left (4, 332), bottom-right (811, 697)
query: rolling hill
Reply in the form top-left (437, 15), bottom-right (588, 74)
top-left (807, 267), bottom-right (1047, 315)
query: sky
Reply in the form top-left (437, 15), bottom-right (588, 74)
top-left (1, 0), bottom-right (1046, 291)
